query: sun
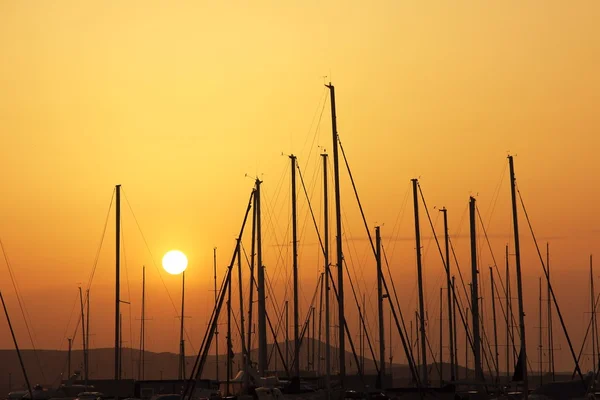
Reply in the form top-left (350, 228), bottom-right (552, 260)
top-left (162, 250), bottom-right (188, 275)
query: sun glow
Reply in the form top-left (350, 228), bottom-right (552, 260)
top-left (162, 250), bottom-right (188, 275)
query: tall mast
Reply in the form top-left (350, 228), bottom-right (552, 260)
top-left (469, 197), bottom-right (482, 381)
top-left (79, 287), bottom-right (88, 386)
top-left (227, 263), bottom-right (232, 394)
top-left (68, 338), bottom-right (72, 378)
top-left (214, 248), bottom-right (219, 381)
top-left (592, 255), bottom-right (597, 372)
top-left (508, 155), bottom-right (528, 399)
top-left (290, 155), bottom-right (300, 379)
top-left (547, 244), bottom-right (554, 381)
top-left (465, 306), bottom-right (469, 379)
top-left (452, 276), bottom-right (458, 380)
top-left (539, 277), bottom-right (543, 386)
top-left (321, 153), bottom-right (331, 395)
top-left (139, 266), bottom-right (145, 380)
top-left (179, 271), bottom-right (186, 380)
top-left (246, 192), bottom-right (257, 377)
top-left (0, 291), bottom-right (32, 399)
top-left (326, 83), bottom-right (346, 381)
top-left (115, 184), bottom-right (121, 381)
top-left (236, 239), bottom-right (247, 377)
top-left (412, 178), bottom-right (428, 385)
top-left (86, 289), bottom-right (90, 380)
top-left (285, 301), bottom-right (289, 370)
top-left (318, 274), bottom-right (324, 375)
top-left (256, 178), bottom-right (268, 375)
top-left (376, 226), bottom-right (385, 388)
top-left (441, 208), bottom-right (455, 381)
top-left (490, 267), bottom-right (499, 383)
top-left (506, 245), bottom-right (511, 380)
top-left (439, 287), bottom-right (443, 384)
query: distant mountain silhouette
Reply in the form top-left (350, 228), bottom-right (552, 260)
top-left (2, 338), bottom-right (553, 397)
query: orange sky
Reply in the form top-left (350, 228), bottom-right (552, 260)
top-left (1, 1), bottom-right (599, 378)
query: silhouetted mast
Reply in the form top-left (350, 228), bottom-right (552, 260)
top-left (506, 245), bottom-right (511, 379)
top-left (547, 244), bottom-right (555, 381)
top-left (139, 266), bottom-right (146, 380)
top-left (412, 178), bottom-right (428, 384)
top-left (86, 289), bottom-right (90, 380)
top-left (290, 155), bottom-right (300, 379)
top-left (115, 184), bottom-right (121, 382)
top-left (508, 155), bottom-right (529, 399)
top-left (321, 152), bottom-right (331, 395)
top-left (1, 291), bottom-right (32, 399)
top-left (592, 255), bottom-right (597, 372)
top-left (68, 338), bottom-right (72, 377)
top-left (256, 178), bottom-right (268, 375)
top-left (490, 267), bottom-right (499, 383)
top-left (469, 197), bottom-right (483, 381)
top-left (539, 277), bottom-right (543, 386)
top-left (214, 247), bottom-right (219, 381)
top-left (439, 287), bottom-right (443, 384)
top-left (376, 226), bottom-right (385, 388)
top-left (179, 271), bottom-right (186, 379)
top-left (441, 207), bottom-right (455, 381)
top-left (79, 287), bottom-right (88, 386)
top-left (326, 82), bottom-right (346, 382)
top-left (236, 239), bottom-right (247, 377)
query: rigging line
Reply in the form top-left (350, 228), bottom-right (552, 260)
top-left (84, 189), bottom-right (115, 297)
top-left (121, 217), bottom-right (136, 375)
top-left (475, 205), bottom-right (520, 352)
top-left (341, 256), bottom-right (380, 374)
top-left (337, 136), bottom-right (376, 258)
top-left (516, 186), bottom-right (585, 384)
top-left (0, 237), bottom-right (46, 382)
top-left (381, 243), bottom-right (418, 370)
top-left (389, 182), bottom-right (411, 262)
top-left (485, 161), bottom-right (508, 230)
top-left (299, 87), bottom-right (328, 173)
top-left (69, 189), bottom-right (115, 349)
top-left (121, 189), bottom-right (197, 354)
top-left (58, 291), bottom-right (80, 351)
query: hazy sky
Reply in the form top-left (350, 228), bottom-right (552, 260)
top-left (1, 1), bottom-right (599, 377)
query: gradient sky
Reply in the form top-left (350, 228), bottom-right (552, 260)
top-left (1, 1), bottom-right (599, 377)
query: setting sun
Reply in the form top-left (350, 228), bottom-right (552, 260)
top-left (162, 250), bottom-right (188, 275)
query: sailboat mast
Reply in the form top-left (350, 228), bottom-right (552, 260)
top-left (115, 184), bottom-right (121, 381)
top-left (246, 191), bottom-right (257, 381)
top-left (506, 245), bottom-right (511, 380)
top-left (236, 238), bottom-right (247, 373)
top-left (490, 267), bottom-right (499, 383)
top-left (68, 338), bottom-right (72, 377)
top-left (592, 255), bottom-right (597, 372)
top-left (139, 266), bottom-right (145, 380)
top-left (439, 287), bottom-right (443, 384)
top-left (256, 178), bottom-right (268, 375)
top-left (508, 155), bottom-right (529, 399)
top-left (321, 152), bottom-right (331, 396)
top-left (0, 291), bottom-right (32, 399)
top-left (226, 264), bottom-right (232, 394)
top-left (214, 248), bottom-right (219, 381)
top-left (179, 271), bottom-right (186, 379)
top-left (547, 244), bottom-right (554, 381)
top-left (86, 289), bottom-right (90, 380)
top-left (290, 155), bottom-right (300, 378)
top-left (452, 276), bottom-right (458, 380)
top-left (412, 178), bottom-right (428, 385)
top-left (376, 226), bottom-right (385, 388)
top-left (539, 277), bottom-right (543, 386)
top-left (441, 208), bottom-right (455, 381)
top-left (79, 287), bottom-right (88, 386)
top-left (469, 197), bottom-right (482, 381)
top-left (326, 83), bottom-right (346, 382)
